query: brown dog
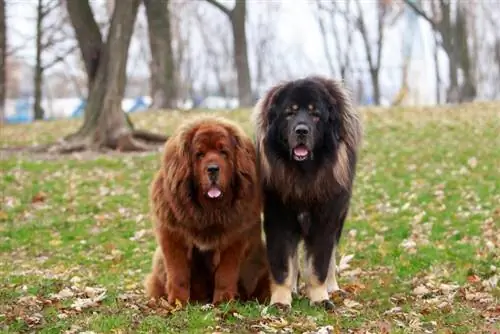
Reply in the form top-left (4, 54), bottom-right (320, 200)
top-left (144, 116), bottom-right (270, 305)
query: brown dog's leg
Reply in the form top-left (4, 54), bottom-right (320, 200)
top-left (212, 240), bottom-right (247, 304)
top-left (144, 247), bottom-right (167, 298)
top-left (158, 229), bottom-right (191, 305)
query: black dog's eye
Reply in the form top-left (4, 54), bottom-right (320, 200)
top-left (196, 152), bottom-right (205, 159)
top-left (285, 107), bottom-right (295, 119)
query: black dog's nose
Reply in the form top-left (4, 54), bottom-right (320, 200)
top-left (207, 164), bottom-right (220, 174)
top-left (294, 124), bottom-right (309, 136)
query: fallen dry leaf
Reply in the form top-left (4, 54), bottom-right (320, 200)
top-left (412, 285), bottom-right (431, 296)
top-left (50, 287), bottom-right (74, 300)
top-left (343, 298), bottom-right (362, 309)
top-left (467, 274), bottom-right (481, 283)
top-left (31, 191), bottom-right (47, 203)
top-left (337, 254), bottom-right (354, 272)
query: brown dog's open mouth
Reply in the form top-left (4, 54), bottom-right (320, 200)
top-left (292, 145), bottom-right (310, 161)
top-left (206, 186), bottom-right (222, 199)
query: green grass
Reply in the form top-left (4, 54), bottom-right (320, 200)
top-left (1, 102), bottom-right (499, 333)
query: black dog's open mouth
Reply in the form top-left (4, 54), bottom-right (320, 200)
top-left (206, 185), bottom-right (222, 199)
top-left (292, 145), bottom-right (310, 161)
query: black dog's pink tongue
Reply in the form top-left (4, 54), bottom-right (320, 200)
top-left (293, 146), bottom-right (309, 157)
top-left (207, 186), bottom-right (222, 198)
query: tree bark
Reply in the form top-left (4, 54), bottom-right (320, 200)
top-left (62, 0), bottom-right (148, 151)
top-left (355, 0), bottom-right (386, 105)
top-left (0, 0), bottom-right (5, 125)
top-left (205, 0), bottom-right (253, 107)
top-left (144, 0), bottom-right (177, 109)
top-left (433, 31), bottom-right (441, 104)
top-left (403, 0), bottom-right (477, 103)
top-left (370, 70), bottom-right (381, 105)
top-left (231, 1), bottom-right (252, 106)
top-left (66, 0), bottom-right (103, 93)
top-left (34, 0), bottom-right (44, 120)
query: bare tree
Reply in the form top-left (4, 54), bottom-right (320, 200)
top-left (204, 0), bottom-right (252, 106)
top-left (33, 0), bottom-right (81, 120)
top-left (196, 7), bottom-right (234, 98)
top-left (354, 0), bottom-right (389, 105)
top-left (0, 0), bottom-right (5, 124)
top-left (313, 0), bottom-right (356, 79)
top-left (403, 0), bottom-right (477, 103)
top-left (248, 2), bottom-right (281, 96)
top-left (170, 1), bottom-right (198, 102)
top-left (144, 0), bottom-right (176, 109)
top-left (54, 0), bottom-right (166, 153)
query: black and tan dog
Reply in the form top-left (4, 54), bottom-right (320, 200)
top-left (252, 76), bottom-right (362, 308)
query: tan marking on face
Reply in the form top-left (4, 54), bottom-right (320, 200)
top-left (292, 104), bottom-right (299, 111)
top-left (308, 104), bottom-right (315, 111)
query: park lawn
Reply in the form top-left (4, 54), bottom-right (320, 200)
top-left (0, 102), bottom-right (499, 333)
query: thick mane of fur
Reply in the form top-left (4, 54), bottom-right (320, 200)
top-left (251, 76), bottom-right (363, 204)
top-left (150, 115), bottom-right (261, 248)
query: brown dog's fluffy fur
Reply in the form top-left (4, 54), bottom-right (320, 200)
top-left (144, 116), bottom-right (270, 305)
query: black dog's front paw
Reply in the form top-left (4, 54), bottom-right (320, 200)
top-left (313, 299), bottom-right (335, 311)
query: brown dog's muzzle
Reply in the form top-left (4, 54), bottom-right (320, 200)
top-left (207, 164), bottom-right (220, 182)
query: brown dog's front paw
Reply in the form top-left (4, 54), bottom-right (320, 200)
top-left (212, 289), bottom-right (237, 305)
top-left (166, 283), bottom-right (190, 306)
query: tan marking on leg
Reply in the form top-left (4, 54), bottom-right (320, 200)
top-left (326, 246), bottom-right (340, 293)
top-left (291, 251), bottom-right (299, 294)
top-left (306, 270), bottom-right (329, 303)
top-left (270, 257), bottom-right (295, 306)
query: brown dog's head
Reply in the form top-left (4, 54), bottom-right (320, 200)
top-left (161, 116), bottom-right (257, 210)
top-left (190, 123), bottom-right (235, 201)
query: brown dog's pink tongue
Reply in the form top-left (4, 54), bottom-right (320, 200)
top-left (207, 187), bottom-right (222, 198)
top-left (293, 147), bottom-right (309, 157)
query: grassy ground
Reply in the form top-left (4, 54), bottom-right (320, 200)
top-left (0, 102), bottom-right (499, 334)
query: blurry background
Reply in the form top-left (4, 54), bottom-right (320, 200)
top-left (1, 0), bottom-right (499, 123)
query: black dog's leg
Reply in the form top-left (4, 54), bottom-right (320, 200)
top-left (303, 198), bottom-right (349, 307)
top-left (263, 191), bottom-right (301, 307)
top-left (326, 210), bottom-right (348, 294)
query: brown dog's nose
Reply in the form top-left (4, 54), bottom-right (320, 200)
top-left (207, 164), bottom-right (220, 174)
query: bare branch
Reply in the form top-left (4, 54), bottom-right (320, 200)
top-left (42, 45), bottom-right (78, 71)
top-left (204, 0), bottom-right (232, 17)
top-left (402, 0), bottom-right (436, 28)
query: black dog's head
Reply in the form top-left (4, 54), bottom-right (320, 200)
top-left (265, 78), bottom-right (341, 163)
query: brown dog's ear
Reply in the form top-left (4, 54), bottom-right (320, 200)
top-left (156, 127), bottom-right (197, 220)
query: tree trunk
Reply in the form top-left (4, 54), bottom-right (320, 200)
top-left (66, 0), bottom-right (103, 94)
top-left (65, 0), bottom-right (143, 150)
top-left (370, 70), bottom-right (381, 105)
top-left (455, 6), bottom-right (476, 102)
top-left (205, 0), bottom-right (253, 107)
top-left (144, 0), bottom-right (176, 109)
top-left (231, 0), bottom-right (252, 107)
top-left (0, 0), bottom-right (5, 125)
top-left (433, 32), bottom-right (441, 104)
top-left (34, 0), bottom-right (44, 120)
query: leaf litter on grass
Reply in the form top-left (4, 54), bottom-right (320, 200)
top-left (1, 104), bottom-right (500, 333)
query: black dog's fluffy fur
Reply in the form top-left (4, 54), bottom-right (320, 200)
top-left (252, 76), bottom-right (362, 307)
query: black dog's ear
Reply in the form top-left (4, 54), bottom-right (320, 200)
top-left (328, 104), bottom-right (342, 142)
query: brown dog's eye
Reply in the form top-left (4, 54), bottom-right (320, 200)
top-left (196, 152), bottom-right (205, 159)
top-left (220, 150), bottom-right (228, 158)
